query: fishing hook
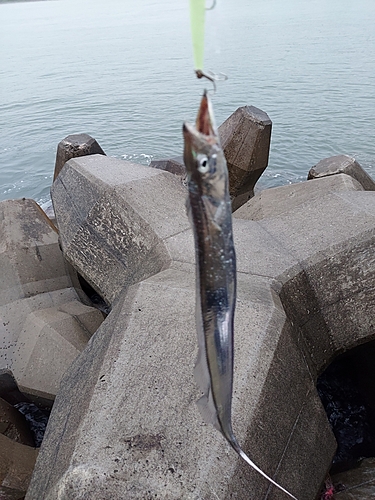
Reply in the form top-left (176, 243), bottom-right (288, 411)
top-left (195, 69), bottom-right (228, 93)
top-left (206, 0), bottom-right (216, 10)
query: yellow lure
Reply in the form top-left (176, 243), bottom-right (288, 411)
top-left (189, 0), bottom-right (206, 71)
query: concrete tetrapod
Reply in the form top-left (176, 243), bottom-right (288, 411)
top-left (220, 105), bottom-right (272, 210)
top-left (308, 154), bottom-right (375, 191)
top-left (0, 199), bottom-right (104, 403)
top-left (0, 434), bottom-right (38, 493)
top-left (51, 155), bottom-right (190, 305)
top-left (26, 155), bottom-right (375, 499)
top-left (150, 105), bottom-right (273, 212)
top-left (54, 133), bottom-right (106, 181)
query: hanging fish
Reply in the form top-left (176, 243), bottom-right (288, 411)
top-left (183, 91), bottom-right (298, 500)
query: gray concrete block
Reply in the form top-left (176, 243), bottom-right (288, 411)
top-left (0, 198), bottom-right (104, 403)
top-left (234, 173), bottom-right (363, 221)
top-left (164, 228), bottom-right (195, 265)
top-left (51, 161), bottom-right (105, 250)
top-left (59, 300), bottom-right (103, 335)
top-left (0, 485), bottom-right (27, 500)
top-left (308, 154), bottom-right (375, 191)
top-left (0, 199), bottom-right (69, 307)
top-left (112, 171), bottom-right (189, 241)
top-left (54, 133), bottom-right (105, 180)
top-left (165, 219), bottom-right (300, 280)
top-left (303, 233), bottom-right (375, 311)
top-left (334, 189), bottom-right (375, 217)
top-left (0, 433), bottom-right (38, 493)
top-left (0, 288), bottom-right (91, 367)
top-left (267, 390), bottom-right (336, 500)
top-left (27, 270), bottom-right (311, 499)
top-left (25, 152), bottom-right (375, 499)
top-left (0, 397), bottom-right (34, 447)
top-left (0, 253), bottom-right (23, 307)
top-left (219, 106), bottom-right (272, 210)
top-left (321, 297), bottom-right (375, 356)
top-left (39, 199), bottom-right (55, 221)
top-left (10, 299), bottom-right (102, 401)
top-left (331, 457), bottom-right (375, 498)
top-left (279, 270), bottom-right (335, 378)
top-left (52, 155), bottom-right (190, 304)
top-left (293, 232), bottom-right (375, 362)
top-left (234, 219), bottom-right (300, 278)
top-left (257, 191), bottom-right (375, 263)
top-left (150, 156), bottom-right (186, 177)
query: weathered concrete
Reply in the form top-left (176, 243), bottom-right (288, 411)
top-left (25, 154), bottom-right (375, 500)
top-left (151, 106), bottom-right (272, 212)
top-left (0, 199), bottom-right (67, 307)
top-left (54, 133), bottom-right (106, 181)
top-left (219, 105), bottom-right (272, 210)
top-left (308, 154), bottom-right (375, 191)
top-left (27, 268), bottom-right (326, 500)
top-left (39, 199), bottom-right (56, 221)
top-left (150, 156), bottom-right (186, 177)
top-left (0, 397), bottom-right (34, 446)
top-left (11, 299), bottom-right (102, 401)
top-left (51, 154), bottom-right (190, 305)
top-left (332, 457), bottom-right (375, 498)
top-left (0, 371), bottom-right (29, 406)
top-left (245, 188), bottom-right (375, 379)
top-left (0, 199), bottom-right (104, 402)
top-left (0, 433), bottom-right (38, 493)
top-left (0, 485), bottom-right (27, 500)
top-left (234, 173), bottom-right (364, 220)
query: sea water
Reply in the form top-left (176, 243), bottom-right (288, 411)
top-left (1, 0), bottom-right (375, 204)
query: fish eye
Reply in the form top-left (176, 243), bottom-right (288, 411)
top-left (197, 154), bottom-right (218, 175)
top-left (197, 154), bottom-right (210, 174)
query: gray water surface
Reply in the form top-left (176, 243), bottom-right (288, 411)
top-left (1, 0), bottom-right (375, 203)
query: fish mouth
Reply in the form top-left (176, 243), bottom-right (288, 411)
top-left (183, 91), bottom-right (218, 150)
top-left (195, 90), bottom-right (216, 137)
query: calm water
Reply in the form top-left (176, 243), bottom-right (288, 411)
top-left (1, 0), bottom-right (375, 204)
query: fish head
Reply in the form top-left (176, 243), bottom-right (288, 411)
top-left (183, 91), bottom-right (228, 202)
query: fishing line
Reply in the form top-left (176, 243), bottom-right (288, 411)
top-left (206, 0), bottom-right (216, 10)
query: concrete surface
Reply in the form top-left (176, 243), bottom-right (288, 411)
top-left (308, 154), bottom-right (375, 191)
top-left (150, 105), bottom-right (272, 212)
top-left (12, 299), bottom-right (102, 401)
top-left (0, 485), bottom-right (27, 500)
top-left (0, 370), bottom-right (30, 406)
top-left (0, 433), bottom-right (38, 493)
top-left (0, 397), bottom-right (34, 446)
top-left (25, 154), bottom-right (375, 500)
top-left (332, 457), bottom-right (375, 499)
top-left (51, 154), bottom-right (190, 305)
top-left (54, 133), bottom-right (105, 180)
top-left (0, 199), bottom-right (104, 402)
top-left (150, 156), bottom-right (186, 178)
top-left (27, 269), bottom-right (326, 500)
top-left (234, 173), bottom-right (364, 220)
top-left (219, 105), bottom-right (272, 210)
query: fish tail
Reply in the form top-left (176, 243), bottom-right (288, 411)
top-left (226, 433), bottom-right (299, 500)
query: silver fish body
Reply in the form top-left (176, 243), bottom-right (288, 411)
top-left (183, 91), bottom-right (298, 500)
